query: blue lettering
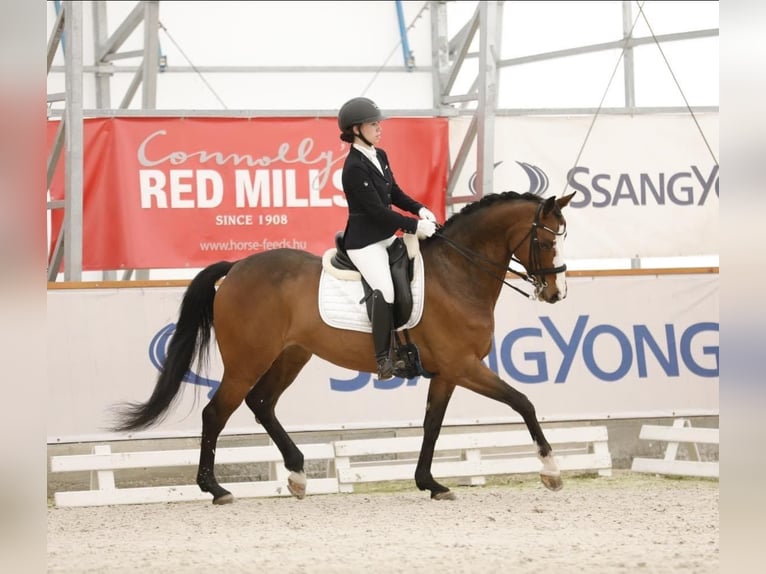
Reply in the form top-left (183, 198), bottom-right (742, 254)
top-left (500, 328), bottom-right (548, 383)
top-left (634, 324), bottom-right (679, 377)
top-left (326, 320), bottom-right (719, 390)
top-left (330, 371), bottom-right (370, 392)
top-left (583, 325), bottom-right (633, 382)
top-left (541, 315), bottom-right (589, 383)
top-left (680, 322), bottom-right (719, 377)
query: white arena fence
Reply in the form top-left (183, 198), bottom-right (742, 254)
top-left (631, 418), bottom-right (719, 478)
top-left (50, 425), bottom-right (612, 508)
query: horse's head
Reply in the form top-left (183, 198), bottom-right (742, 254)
top-left (512, 192), bottom-right (575, 303)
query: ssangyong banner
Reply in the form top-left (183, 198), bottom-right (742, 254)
top-left (46, 117), bottom-right (448, 270)
top-left (47, 273), bottom-right (719, 443)
top-left (449, 114), bottom-right (719, 259)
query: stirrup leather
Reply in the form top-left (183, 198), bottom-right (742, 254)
top-left (371, 290), bottom-right (403, 380)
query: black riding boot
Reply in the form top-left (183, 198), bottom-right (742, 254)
top-left (371, 290), bottom-right (404, 380)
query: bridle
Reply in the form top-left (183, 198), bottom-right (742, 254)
top-left (434, 201), bottom-right (567, 299)
top-left (525, 201), bottom-right (568, 277)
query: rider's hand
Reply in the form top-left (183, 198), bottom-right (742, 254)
top-left (416, 219), bottom-right (437, 239)
top-left (418, 207), bottom-right (437, 223)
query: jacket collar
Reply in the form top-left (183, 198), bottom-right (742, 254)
top-left (350, 145), bottom-right (389, 181)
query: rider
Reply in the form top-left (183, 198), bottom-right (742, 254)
top-left (337, 96), bottom-right (437, 381)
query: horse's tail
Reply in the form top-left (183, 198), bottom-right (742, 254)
top-left (111, 260), bottom-right (235, 432)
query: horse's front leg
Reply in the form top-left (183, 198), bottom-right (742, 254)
top-left (414, 376), bottom-right (457, 500)
top-left (458, 360), bottom-right (563, 492)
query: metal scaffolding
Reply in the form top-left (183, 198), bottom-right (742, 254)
top-left (46, 0), bottom-right (718, 281)
top-left (47, 0), bottom-right (161, 281)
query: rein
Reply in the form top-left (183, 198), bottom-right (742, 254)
top-left (433, 202), bottom-right (567, 299)
top-left (435, 230), bottom-right (536, 298)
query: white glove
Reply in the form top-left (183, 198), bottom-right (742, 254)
top-left (416, 218), bottom-right (437, 239)
top-left (418, 207), bottom-right (437, 223)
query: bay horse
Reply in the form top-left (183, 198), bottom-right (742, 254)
top-left (112, 190), bottom-right (576, 504)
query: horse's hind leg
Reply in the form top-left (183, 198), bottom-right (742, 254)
top-left (197, 371), bottom-right (264, 505)
top-left (244, 345), bottom-right (312, 499)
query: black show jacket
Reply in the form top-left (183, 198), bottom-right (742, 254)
top-left (340, 146), bottom-right (423, 250)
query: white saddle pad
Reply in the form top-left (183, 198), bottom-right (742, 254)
top-left (318, 250), bottom-right (425, 333)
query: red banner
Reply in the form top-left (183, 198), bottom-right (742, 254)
top-left (47, 117), bottom-right (448, 270)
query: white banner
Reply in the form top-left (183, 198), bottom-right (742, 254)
top-left (448, 114), bottom-right (719, 258)
top-left (47, 273), bottom-right (718, 443)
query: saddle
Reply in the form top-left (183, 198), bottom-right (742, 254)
top-left (330, 232), bottom-right (414, 328)
top-left (329, 232), bottom-right (434, 379)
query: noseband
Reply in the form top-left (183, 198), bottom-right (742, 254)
top-left (435, 201), bottom-right (567, 299)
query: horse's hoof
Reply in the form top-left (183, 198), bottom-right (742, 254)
top-left (287, 471), bottom-right (307, 499)
top-left (212, 492), bottom-right (234, 505)
top-left (432, 490), bottom-right (457, 501)
top-left (540, 473), bottom-right (564, 492)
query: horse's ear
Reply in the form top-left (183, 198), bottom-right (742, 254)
top-left (542, 195), bottom-right (557, 216)
top-left (555, 192), bottom-right (576, 210)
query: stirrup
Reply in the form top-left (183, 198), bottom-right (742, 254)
top-left (390, 338), bottom-right (406, 372)
top-left (377, 357), bottom-right (395, 381)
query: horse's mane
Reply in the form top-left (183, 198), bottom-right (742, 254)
top-left (439, 190), bottom-right (547, 233)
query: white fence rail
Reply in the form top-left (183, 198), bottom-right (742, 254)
top-left (50, 443), bottom-right (339, 507)
top-left (631, 418), bottom-right (719, 478)
top-left (334, 426), bottom-right (612, 490)
top-left (50, 426), bottom-right (612, 507)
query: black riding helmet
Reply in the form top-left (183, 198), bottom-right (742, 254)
top-left (338, 97), bottom-right (387, 131)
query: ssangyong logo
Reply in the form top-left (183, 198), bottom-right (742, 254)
top-left (469, 161), bottom-right (549, 196)
top-left (149, 323), bottom-right (221, 398)
top-left (468, 161), bottom-right (719, 207)
top-left (567, 165), bottom-right (719, 207)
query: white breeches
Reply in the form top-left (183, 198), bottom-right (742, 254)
top-left (346, 235), bottom-right (397, 303)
